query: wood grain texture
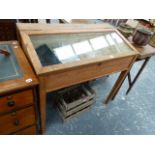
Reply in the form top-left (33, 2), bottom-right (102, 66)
top-left (38, 76), bottom-right (46, 133)
top-left (19, 32), bottom-right (42, 74)
top-left (0, 41), bottom-right (39, 135)
top-left (0, 106), bottom-right (36, 135)
top-left (128, 37), bottom-right (155, 59)
top-left (16, 23), bottom-right (116, 32)
top-left (105, 55), bottom-right (138, 103)
top-left (13, 125), bottom-right (36, 135)
top-left (18, 27), bottom-right (138, 75)
top-left (45, 56), bottom-right (134, 92)
top-left (0, 89), bottom-right (34, 114)
top-left (17, 24), bottom-right (139, 133)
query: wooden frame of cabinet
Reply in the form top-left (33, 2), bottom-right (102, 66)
top-left (17, 24), bottom-right (138, 133)
top-left (0, 41), bottom-right (39, 135)
top-left (0, 41), bottom-right (38, 94)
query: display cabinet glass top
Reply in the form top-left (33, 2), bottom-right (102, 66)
top-left (30, 31), bottom-right (136, 67)
top-left (0, 44), bottom-right (22, 82)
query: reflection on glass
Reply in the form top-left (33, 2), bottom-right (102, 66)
top-left (53, 45), bottom-right (80, 63)
top-left (111, 33), bottom-right (123, 43)
top-left (54, 45), bottom-right (74, 60)
top-left (90, 36), bottom-right (108, 50)
top-left (73, 41), bottom-right (92, 54)
top-left (106, 34), bottom-right (115, 45)
top-left (30, 32), bottom-right (134, 66)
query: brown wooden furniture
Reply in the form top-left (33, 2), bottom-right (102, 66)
top-left (109, 38), bottom-right (155, 100)
top-left (0, 41), bottom-right (39, 135)
top-left (16, 23), bottom-right (138, 133)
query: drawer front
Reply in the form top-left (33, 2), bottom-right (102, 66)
top-left (45, 56), bottom-right (134, 92)
top-left (0, 106), bottom-right (36, 135)
top-left (0, 89), bottom-right (34, 114)
top-left (14, 125), bottom-right (36, 135)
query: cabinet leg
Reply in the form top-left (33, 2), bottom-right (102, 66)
top-left (126, 57), bottom-right (150, 95)
top-left (39, 77), bottom-right (46, 134)
top-left (105, 70), bottom-right (129, 104)
top-left (104, 56), bottom-right (137, 104)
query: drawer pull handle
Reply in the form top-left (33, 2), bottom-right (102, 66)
top-left (14, 119), bottom-right (20, 126)
top-left (7, 101), bottom-right (15, 107)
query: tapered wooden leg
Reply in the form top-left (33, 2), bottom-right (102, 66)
top-left (39, 77), bottom-right (46, 134)
top-left (111, 71), bottom-right (132, 99)
top-left (105, 70), bottom-right (129, 104)
top-left (111, 72), bottom-right (129, 100)
top-left (105, 56), bottom-right (137, 104)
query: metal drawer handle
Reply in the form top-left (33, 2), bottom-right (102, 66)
top-left (14, 119), bottom-right (20, 126)
top-left (7, 101), bottom-right (15, 107)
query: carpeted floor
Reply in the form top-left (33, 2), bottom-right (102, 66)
top-left (45, 56), bottom-right (155, 135)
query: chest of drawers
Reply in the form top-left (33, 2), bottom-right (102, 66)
top-left (0, 41), bottom-right (38, 135)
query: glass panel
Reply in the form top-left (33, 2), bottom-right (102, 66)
top-left (0, 44), bottom-right (22, 82)
top-left (30, 32), bottom-right (134, 66)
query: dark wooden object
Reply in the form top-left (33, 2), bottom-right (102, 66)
top-left (0, 20), bottom-right (17, 41)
